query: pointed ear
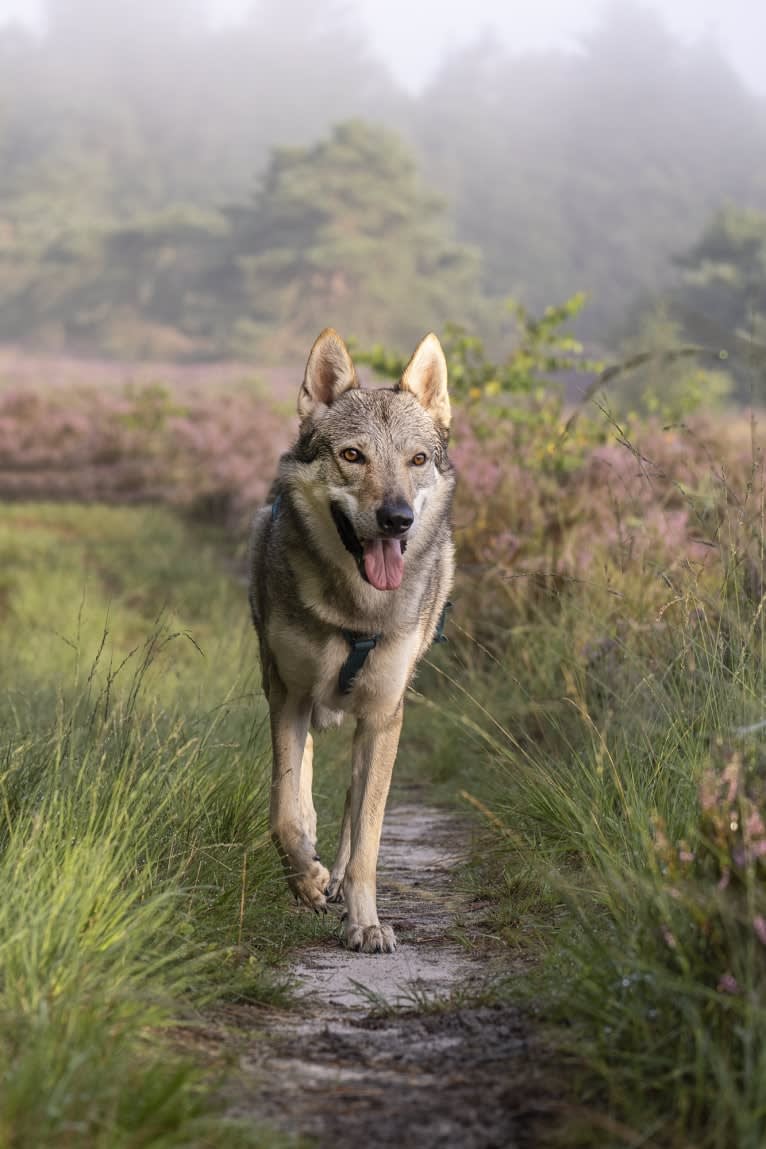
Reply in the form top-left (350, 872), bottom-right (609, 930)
top-left (298, 328), bottom-right (358, 421)
top-left (397, 333), bottom-right (451, 432)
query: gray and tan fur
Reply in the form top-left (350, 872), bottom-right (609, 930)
top-left (249, 329), bottom-right (455, 953)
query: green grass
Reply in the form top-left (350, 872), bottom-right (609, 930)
top-left (0, 503), bottom-right (251, 699)
top-left (0, 504), bottom-right (315, 1146)
top-left (6, 487), bottom-right (766, 1147)
top-left (419, 532), bottom-right (766, 1146)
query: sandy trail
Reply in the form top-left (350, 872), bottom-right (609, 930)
top-left (222, 798), bottom-right (552, 1147)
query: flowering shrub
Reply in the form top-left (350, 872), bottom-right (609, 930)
top-left (0, 366), bottom-right (291, 526)
top-left (650, 748), bottom-right (766, 996)
top-left (0, 330), bottom-right (756, 708)
top-left (453, 412), bottom-right (750, 569)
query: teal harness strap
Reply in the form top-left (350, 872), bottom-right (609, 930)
top-left (433, 600), bottom-right (452, 644)
top-left (337, 602), bottom-right (451, 694)
top-left (339, 631), bottom-right (381, 694)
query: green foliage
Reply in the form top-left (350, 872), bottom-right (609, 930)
top-left (0, 504), bottom-right (314, 1146)
top-left (409, 383), bottom-right (766, 1144)
top-left (671, 207), bottom-right (766, 400)
top-left (0, 117), bottom-right (489, 359)
top-left (359, 292), bottom-right (595, 394)
top-left (228, 121), bottom-right (488, 357)
top-left (0, 205), bottom-right (233, 358)
top-left (0, 504), bottom-right (246, 691)
top-left (615, 304), bottom-right (733, 420)
top-left (417, 5), bottom-right (766, 340)
top-left (359, 293), bottom-right (606, 477)
top-left (443, 294), bottom-right (598, 401)
top-left (0, 0), bottom-right (400, 357)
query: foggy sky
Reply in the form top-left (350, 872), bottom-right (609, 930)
top-left (2, 0), bottom-right (765, 95)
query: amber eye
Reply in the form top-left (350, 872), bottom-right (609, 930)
top-left (411, 452), bottom-right (428, 467)
top-left (340, 448), bottom-right (365, 464)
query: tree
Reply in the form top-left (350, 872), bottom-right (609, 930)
top-left (415, 3), bottom-right (766, 340)
top-left (227, 121), bottom-right (489, 357)
top-left (670, 208), bottom-right (766, 401)
top-left (612, 304), bottom-right (732, 419)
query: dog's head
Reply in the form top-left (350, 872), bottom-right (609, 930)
top-left (293, 329), bottom-right (453, 592)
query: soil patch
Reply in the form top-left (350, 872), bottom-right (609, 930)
top-left (219, 800), bottom-right (555, 1147)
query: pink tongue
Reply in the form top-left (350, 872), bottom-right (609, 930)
top-left (363, 538), bottom-right (404, 591)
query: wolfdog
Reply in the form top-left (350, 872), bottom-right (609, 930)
top-left (249, 329), bottom-right (455, 953)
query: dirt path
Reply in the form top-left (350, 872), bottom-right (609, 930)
top-left (221, 798), bottom-right (553, 1147)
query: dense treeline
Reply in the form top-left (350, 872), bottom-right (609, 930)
top-left (1, 0), bottom-right (766, 363)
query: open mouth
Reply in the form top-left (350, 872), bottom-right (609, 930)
top-left (330, 503), bottom-right (407, 592)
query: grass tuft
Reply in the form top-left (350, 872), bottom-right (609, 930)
top-left (0, 505), bottom-right (306, 1145)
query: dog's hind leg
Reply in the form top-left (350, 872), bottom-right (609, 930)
top-left (269, 681), bottom-right (330, 912)
top-left (341, 707), bottom-right (403, 953)
top-left (326, 786), bottom-right (351, 902)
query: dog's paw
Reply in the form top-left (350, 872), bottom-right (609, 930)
top-left (325, 875), bottom-right (344, 904)
top-left (343, 922), bottom-right (397, 954)
top-left (288, 857), bottom-right (331, 913)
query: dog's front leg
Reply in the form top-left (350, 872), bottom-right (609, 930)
top-left (269, 680), bottom-right (330, 912)
top-left (342, 705), bottom-right (403, 953)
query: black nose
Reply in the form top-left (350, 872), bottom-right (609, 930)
top-left (376, 501), bottom-right (414, 536)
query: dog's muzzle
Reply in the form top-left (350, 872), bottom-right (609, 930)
top-left (330, 502), bottom-right (409, 586)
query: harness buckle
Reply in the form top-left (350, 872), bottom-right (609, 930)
top-left (339, 630), bottom-right (381, 694)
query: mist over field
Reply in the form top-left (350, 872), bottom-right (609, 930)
top-left (0, 0), bottom-right (765, 390)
